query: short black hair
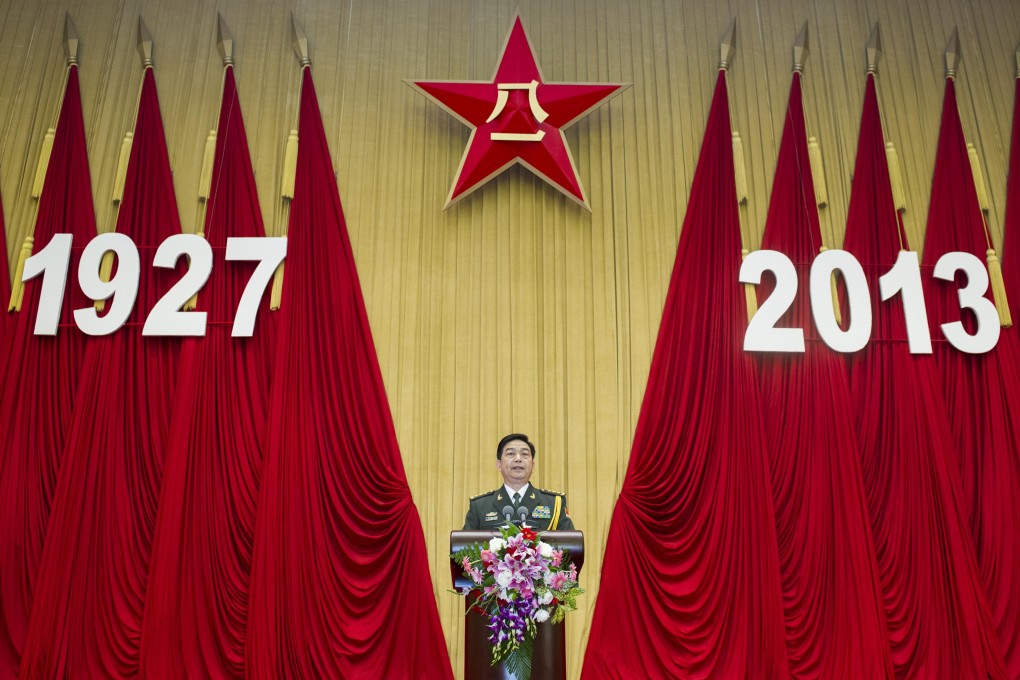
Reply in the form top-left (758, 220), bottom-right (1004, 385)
top-left (496, 433), bottom-right (536, 460)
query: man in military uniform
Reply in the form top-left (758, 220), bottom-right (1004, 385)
top-left (463, 433), bottom-right (574, 531)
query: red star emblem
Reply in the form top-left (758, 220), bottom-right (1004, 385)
top-left (409, 17), bottom-right (627, 210)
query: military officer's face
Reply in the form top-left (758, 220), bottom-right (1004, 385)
top-left (497, 439), bottom-right (535, 489)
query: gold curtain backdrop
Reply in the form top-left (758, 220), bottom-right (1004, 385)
top-left (1, 0), bottom-right (1019, 677)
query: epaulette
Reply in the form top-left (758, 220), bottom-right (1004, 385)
top-left (469, 489), bottom-right (498, 501)
top-left (539, 487), bottom-right (565, 497)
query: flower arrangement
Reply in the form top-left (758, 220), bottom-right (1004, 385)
top-left (452, 524), bottom-right (583, 680)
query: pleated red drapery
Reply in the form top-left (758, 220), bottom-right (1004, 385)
top-left (842, 72), bottom-right (1006, 679)
top-left (245, 67), bottom-right (452, 678)
top-left (921, 76), bottom-right (1020, 678)
top-left (19, 67), bottom-right (184, 678)
top-left (754, 72), bottom-right (892, 679)
top-left (140, 65), bottom-right (276, 678)
top-left (0, 65), bottom-right (95, 679)
top-left (1004, 77), bottom-right (1020, 310)
top-left (581, 71), bottom-right (789, 679)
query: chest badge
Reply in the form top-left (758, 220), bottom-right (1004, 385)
top-left (484, 512), bottom-right (500, 522)
top-left (531, 505), bottom-right (552, 520)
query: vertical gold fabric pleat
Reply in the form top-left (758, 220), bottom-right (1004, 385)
top-left (0, 0), bottom-right (1018, 677)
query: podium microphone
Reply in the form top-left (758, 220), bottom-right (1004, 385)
top-left (516, 506), bottom-right (529, 525)
top-left (502, 506), bottom-right (515, 524)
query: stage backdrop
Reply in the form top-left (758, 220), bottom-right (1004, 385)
top-left (1, 0), bottom-right (1019, 677)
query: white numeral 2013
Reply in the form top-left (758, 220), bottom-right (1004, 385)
top-left (739, 249), bottom-right (1000, 355)
top-left (22, 233), bottom-right (287, 337)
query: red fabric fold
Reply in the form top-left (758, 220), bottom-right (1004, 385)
top-left (0, 65), bottom-right (95, 679)
top-left (921, 76), bottom-right (1020, 678)
top-left (1004, 78), bottom-right (1020, 311)
top-left (581, 71), bottom-right (789, 679)
top-left (843, 73), bottom-right (1006, 679)
top-left (245, 68), bottom-right (452, 679)
top-left (755, 72), bottom-right (892, 679)
top-left (140, 66), bottom-right (276, 679)
top-left (1003, 83), bottom-right (1020, 679)
top-left (19, 67), bottom-right (183, 678)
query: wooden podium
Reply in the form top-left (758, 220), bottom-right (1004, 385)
top-left (450, 530), bottom-right (584, 680)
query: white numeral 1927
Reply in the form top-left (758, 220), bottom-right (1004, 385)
top-left (21, 233), bottom-right (286, 337)
top-left (739, 249), bottom-right (1000, 355)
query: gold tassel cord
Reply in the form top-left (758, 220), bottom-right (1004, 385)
top-left (269, 260), bottom-right (285, 310)
top-left (986, 248), bottom-right (1012, 327)
top-left (885, 141), bottom-right (907, 252)
top-left (281, 129), bottom-right (298, 200)
top-left (819, 246), bottom-right (843, 326)
top-left (967, 143), bottom-right (990, 212)
top-left (112, 131), bottom-right (134, 204)
top-left (8, 236), bottom-right (34, 311)
top-left (93, 249), bottom-right (115, 312)
top-left (182, 231), bottom-right (205, 312)
top-left (198, 130), bottom-right (217, 200)
top-left (272, 127), bottom-right (300, 310)
top-left (830, 270), bottom-right (843, 326)
top-left (983, 223), bottom-right (1012, 327)
top-left (742, 249), bottom-right (758, 323)
top-left (732, 132), bottom-right (748, 205)
top-left (967, 143), bottom-right (1011, 327)
top-left (30, 128), bottom-right (56, 199)
top-left (807, 136), bottom-right (828, 209)
top-left (885, 141), bottom-right (907, 213)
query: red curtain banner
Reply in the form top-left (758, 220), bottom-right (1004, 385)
top-left (1004, 78), bottom-right (1020, 314)
top-left (19, 66), bottom-right (184, 678)
top-left (140, 65), bottom-right (277, 678)
top-left (921, 76), bottom-right (1020, 678)
top-left (842, 72), bottom-right (1006, 679)
top-left (245, 67), bottom-right (452, 679)
top-left (754, 72), bottom-right (892, 679)
top-left (581, 70), bottom-right (789, 679)
top-left (0, 65), bottom-right (96, 679)
top-left (999, 81), bottom-right (1020, 680)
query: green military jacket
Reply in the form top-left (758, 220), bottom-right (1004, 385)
top-left (462, 485), bottom-right (574, 531)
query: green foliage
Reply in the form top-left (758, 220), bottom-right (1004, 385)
top-left (550, 583), bottom-right (584, 625)
top-left (503, 635), bottom-right (534, 680)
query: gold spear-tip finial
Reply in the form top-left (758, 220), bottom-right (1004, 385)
top-left (719, 19), bottom-right (736, 71)
top-left (866, 23), bottom-right (881, 74)
top-left (945, 27), bottom-right (961, 79)
top-left (291, 13), bottom-right (310, 67)
top-left (793, 21), bottom-right (809, 73)
top-left (217, 14), bottom-right (234, 66)
top-left (63, 13), bottom-right (80, 65)
top-left (137, 16), bottom-right (153, 68)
